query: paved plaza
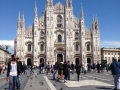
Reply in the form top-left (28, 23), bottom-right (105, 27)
top-left (0, 71), bottom-right (115, 90)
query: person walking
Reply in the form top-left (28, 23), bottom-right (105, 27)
top-left (71, 62), bottom-right (75, 74)
top-left (58, 60), bottom-right (63, 81)
top-left (23, 62), bottom-right (27, 75)
top-left (6, 54), bottom-right (21, 90)
top-left (53, 62), bottom-right (58, 80)
top-left (63, 61), bottom-right (68, 83)
top-left (16, 57), bottom-right (23, 90)
top-left (30, 64), bottom-right (34, 74)
top-left (75, 63), bottom-right (81, 81)
top-left (109, 57), bottom-right (120, 90)
top-left (83, 62), bottom-right (87, 74)
top-left (0, 65), bottom-right (2, 75)
top-left (39, 62), bottom-right (42, 74)
top-left (106, 63), bottom-right (109, 72)
top-left (96, 62), bottom-right (101, 73)
top-left (67, 61), bottom-right (71, 80)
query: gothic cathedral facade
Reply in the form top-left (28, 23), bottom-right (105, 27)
top-left (14, 0), bottom-right (101, 66)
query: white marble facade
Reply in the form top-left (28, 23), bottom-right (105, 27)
top-left (14, 0), bottom-right (101, 66)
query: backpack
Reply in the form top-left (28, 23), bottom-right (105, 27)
top-left (59, 63), bottom-right (63, 70)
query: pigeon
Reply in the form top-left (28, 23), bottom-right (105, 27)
top-left (95, 77), bottom-right (97, 80)
top-left (30, 83), bottom-right (33, 87)
top-left (53, 83), bottom-right (56, 86)
top-left (30, 77), bottom-right (33, 80)
top-left (59, 88), bottom-right (63, 90)
top-left (40, 81), bottom-right (44, 85)
top-left (35, 75), bottom-right (37, 78)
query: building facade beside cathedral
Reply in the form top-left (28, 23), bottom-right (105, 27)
top-left (14, 0), bottom-right (101, 66)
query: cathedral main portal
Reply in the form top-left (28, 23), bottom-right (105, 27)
top-left (57, 54), bottom-right (63, 62)
top-left (27, 58), bottom-right (32, 66)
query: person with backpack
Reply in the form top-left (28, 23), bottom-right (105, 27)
top-left (58, 60), bottom-right (63, 81)
top-left (109, 57), bottom-right (120, 90)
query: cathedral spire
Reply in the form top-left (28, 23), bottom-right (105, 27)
top-left (92, 14), bottom-right (95, 30)
top-left (66, 0), bottom-right (68, 7)
top-left (22, 11), bottom-right (25, 29)
top-left (46, 0), bottom-right (50, 7)
top-left (50, 0), bottom-right (53, 6)
top-left (95, 14), bottom-right (99, 30)
top-left (69, 0), bottom-right (72, 7)
top-left (17, 11), bottom-right (21, 28)
top-left (80, 3), bottom-right (84, 20)
top-left (34, 1), bottom-right (38, 18)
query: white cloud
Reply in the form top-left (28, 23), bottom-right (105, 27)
top-left (0, 40), bottom-right (14, 47)
top-left (101, 40), bottom-right (120, 48)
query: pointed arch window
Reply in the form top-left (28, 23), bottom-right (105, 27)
top-left (40, 44), bottom-right (44, 51)
top-left (75, 32), bottom-right (79, 40)
top-left (58, 35), bottom-right (62, 42)
top-left (57, 15), bottom-right (62, 27)
top-left (28, 44), bottom-right (31, 52)
top-left (75, 45), bottom-right (79, 51)
top-left (87, 45), bottom-right (90, 51)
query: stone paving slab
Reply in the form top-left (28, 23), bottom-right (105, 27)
top-left (23, 74), bottom-right (51, 90)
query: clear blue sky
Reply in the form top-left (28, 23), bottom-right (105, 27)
top-left (0, 0), bottom-right (120, 53)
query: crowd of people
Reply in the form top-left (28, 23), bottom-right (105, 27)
top-left (0, 54), bottom-right (119, 90)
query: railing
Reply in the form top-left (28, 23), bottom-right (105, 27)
top-left (25, 52), bottom-right (32, 54)
top-left (54, 42), bottom-right (65, 48)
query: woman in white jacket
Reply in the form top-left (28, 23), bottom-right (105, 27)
top-left (82, 62), bottom-right (88, 74)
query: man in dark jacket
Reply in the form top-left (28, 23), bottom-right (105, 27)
top-left (63, 61), bottom-right (68, 83)
top-left (75, 63), bottom-right (81, 81)
top-left (16, 57), bottom-right (23, 90)
top-left (110, 57), bottom-right (120, 90)
top-left (6, 54), bottom-right (21, 90)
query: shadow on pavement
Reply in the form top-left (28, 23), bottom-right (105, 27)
top-left (96, 87), bottom-right (113, 90)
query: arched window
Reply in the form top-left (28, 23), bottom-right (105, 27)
top-left (40, 44), bottom-right (44, 51)
top-left (87, 45), bottom-right (90, 51)
top-left (28, 44), bottom-right (31, 52)
top-left (75, 45), bottom-right (79, 51)
top-left (57, 15), bottom-right (62, 27)
top-left (40, 31), bottom-right (45, 39)
top-left (75, 32), bottom-right (79, 40)
top-left (58, 35), bottom-right (62, 42)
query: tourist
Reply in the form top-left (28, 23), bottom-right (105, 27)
top-left (75, 63), bottom-right (81, 81)
top-left (109, 57), bottom-right (120, 90)
top-left (16, 57), bottom-right (23, 90)
top-left (67, 61), bottom-right (71, 80)
top-left (71, 62), bottom-right (75, 74)
top-left (6, 54), bottom-right (21, 90)
top-left (39, 62), bottom-right (43, 74)
top-left (53, 62), bottom-right (58, 80)
top-left (58, 60), bottom-right (63, 81)
top-left (96, 61), bottom-right (101, 73)
top-left (63, 61), bottom-right (68, 83)
top-left (83, 62), bottom-right (87, 74)
top-left (23, 62), bottom-right (27, 75)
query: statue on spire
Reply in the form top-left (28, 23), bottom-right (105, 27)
top-left (80, 3), bottom-right (84, 19)
top-left (17, 11), bottom-right (21, 28)
top-left (34, 1), bottom-right (38, 18)
top-left (66, 0), bottom-right (68, 7)
top-left (70, 0), bottom-right (72, 7)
